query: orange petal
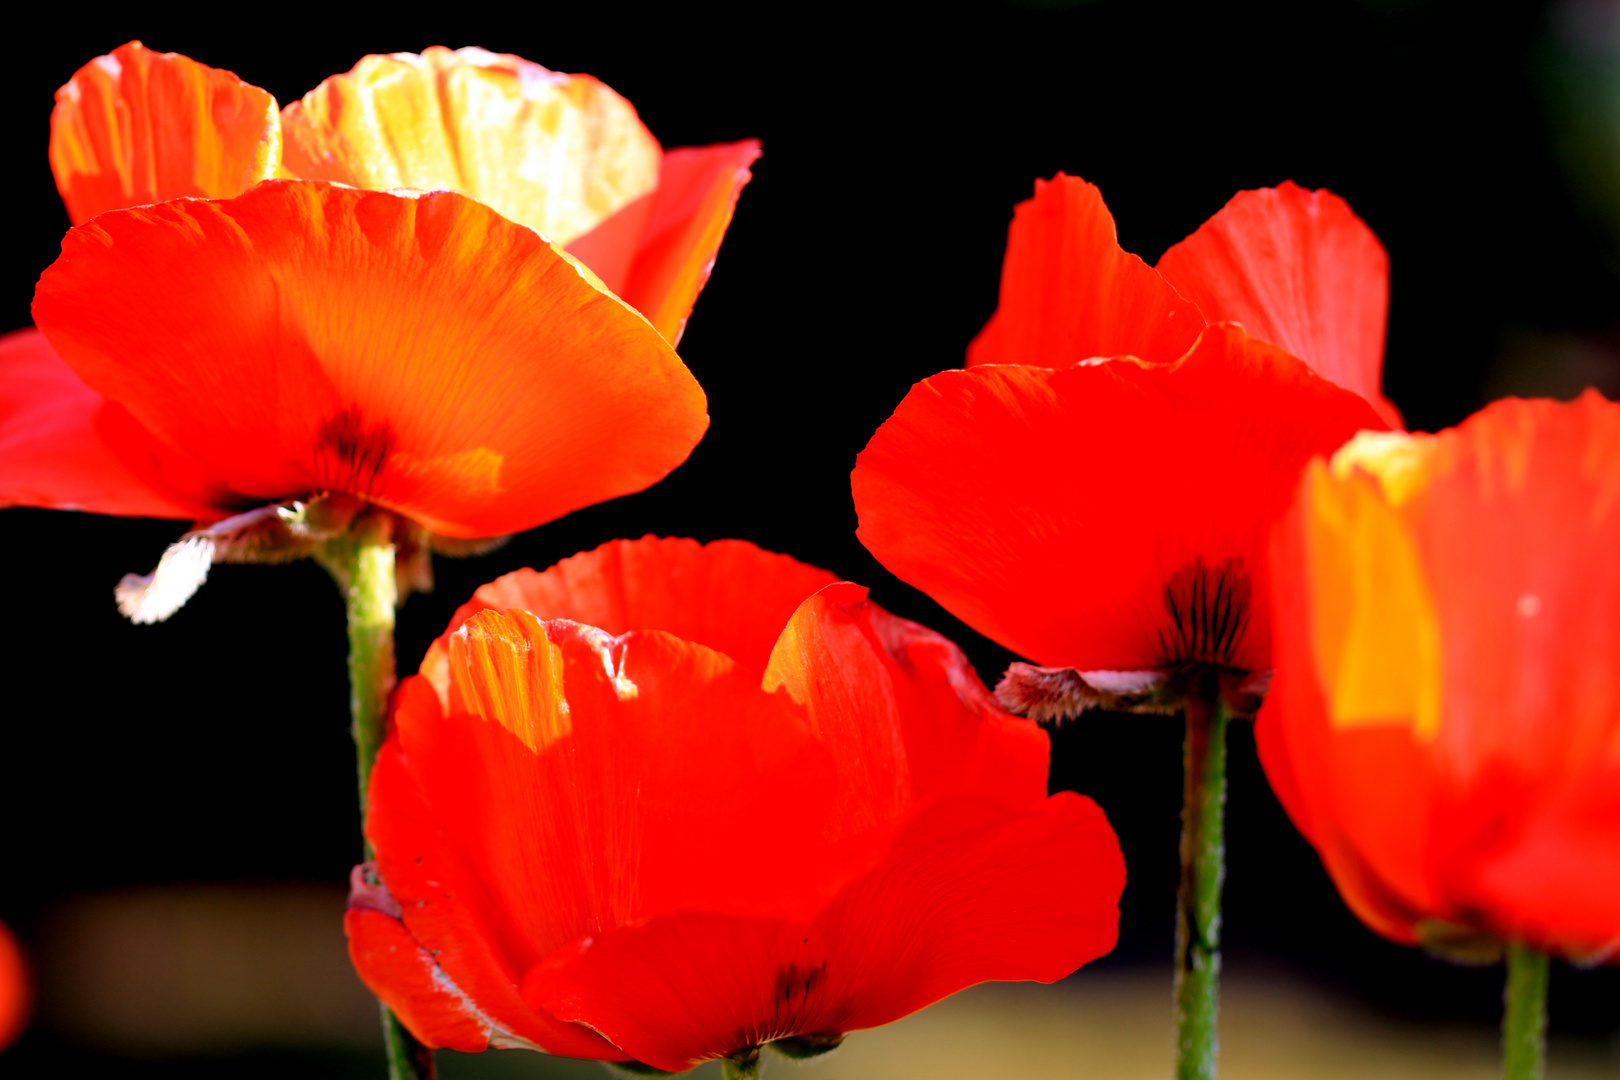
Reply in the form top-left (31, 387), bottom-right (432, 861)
top-left (389, 612), bottom-right (850, 950)
top-left (609, 140), bottom-right (762, 344)
top-left (345, 906), bottom-right (495, 1053)
top-left (32, 180), bottom-right (708, 538)
top-left (0, 326), bottom-right (228, 518)
top-left (364, 730), bottom-right (631, 1059)
top-left (49, 41), bottom-right (279, 225)
top-left (1260, 395), bottom-right (1620, 956)
top-left (441, 537), bottom-right (839, 677)
top-left (1156, 182), bottom-right (1401, 427)
top-left (281, 47), bottom-right (660, 250)
top-left (965, 173), bottom-right (1205, 368)
top-left (854, 325), bottom-right (1385, 673)
top-left (523, 791), bottom-right (1122, 1072)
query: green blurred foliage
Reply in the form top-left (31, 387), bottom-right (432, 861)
top-left (1541, 0), bottom-right (1620, 268)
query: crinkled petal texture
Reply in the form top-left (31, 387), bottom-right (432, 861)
top-left (32, 180), bottom-right (707, 538)
top-left (276, 47), bottom-right (758, 344)
top-left (50, 40), bottom-right (280, 224)
top-left (280, 47), bottom-right (659, 252)
top-left (1259, 393), bottom-right (1620, 960)
top-left (0, 328), bottom-right (227, 518)
top-left (354, 538), bottom-right (1123, 1066)
top-left (967, 173), bottom-right (1205, 369)
top-left (1156, 182), bottom-right (1401, 428)
top-left (0, 918), bottom-right (27, 1051)
top-left (854, 325), bottom-right (1386, 674)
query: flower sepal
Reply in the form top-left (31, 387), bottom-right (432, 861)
top-left (995, 662), bottom-right (1272, 723)
top-left (1415, 918), bottom-right (1506, 967)
top-left (114, 492), bottom-right (508, 624)
top-left (770, 1033), bottom-right (846, 1059)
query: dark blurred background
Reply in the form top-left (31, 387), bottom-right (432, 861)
top-left (3, 0), bottom-right (1619, 1074)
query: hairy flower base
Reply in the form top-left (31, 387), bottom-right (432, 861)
top-left (112, 494), bottom-right (504, 623)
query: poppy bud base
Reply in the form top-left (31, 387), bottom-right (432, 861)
top-left (1175, 689), bottom-right (1229, 1080)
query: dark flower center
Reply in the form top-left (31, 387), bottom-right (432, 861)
top-left (1158, 557), bottom-right (1251, 669)
top-left (315, 409), bottom-right (395, 496)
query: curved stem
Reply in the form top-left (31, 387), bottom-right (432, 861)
top-left (1502, 941), bottom-right (1549, 1080)
top-left (1174, 690), bottom-right (1228, 1080)
top-left (324, 524), bottom-right (435, 1080)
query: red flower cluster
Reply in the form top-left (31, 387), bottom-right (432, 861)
top-left (347, 537), bottom-right (1125, 1070)
top-left (7, 41), bottom-right (758, 540)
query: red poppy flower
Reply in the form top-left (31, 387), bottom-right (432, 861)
top-left (0, 918), bottom-right (28, 1052)
top-left (9, 41), bottom-right (756, 617)
top-left (345, 536), bottom-right (1124, 1071)
top-left (853, 174), bottom-right (1392, 712)
top-left (1258, 393), bottom-right (1620, 961)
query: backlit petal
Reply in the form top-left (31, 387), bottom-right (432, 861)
top-left (32, 181), bottom-right (708, 538)
top-left (345, 906), bottom-right (496, 1053)
top-left (1156, 182), bottom-right (1401, 426)
top-left (50, 41), bottom-right (279, 224)
top-left (965, 173), bottom-right (1204, 368)
top-left (365, 729), bottom-right (630, 1058)
top-left (388, 612), bottom-right (852, 953)
top-left (438, 537), bottom-right (838, 677)
top-left (608, 141), bottom-right (762, 344)
top-left (0, 327), bottom-right (227, 518)
top-left (854, 324), bottom-right (1385, 673)
top-left (1260, 394), bottom-right (1620, 957)
top-left (523, 791), bottom-right (1123, 1072)
top-left (281, 47), bottom-right (660, 249)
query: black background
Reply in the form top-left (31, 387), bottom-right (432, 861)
top-left (2, 0), bottom-right (1618, 1067)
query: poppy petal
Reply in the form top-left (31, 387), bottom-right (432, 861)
top-left (1156, 182), bottom-right (1401, 427)
top-left (854, 324), bottom-right (1385, 673)
top-left (50, 40), bottom-right (280, 225)
top-left (437, 537), bottom-right (839, 677)
top-left (280, 47), bottom-right (660, 250)
top-left (389, 611), bottom-right (853, 952)
top-left (965, 173), bottom-right (1204, 369)
top-left (0, 327), bottom-right (226, 518)
top-left (365, 725), bottom-right (631, 1058)
top-left (523, 791), bottom-right (1123, 1072)
top-left (32, 180), bottom-right (708, 538)
top-left (612, 140), bottom-right (762, 345)
top-left (345, 906), bottom-right (496, 1053)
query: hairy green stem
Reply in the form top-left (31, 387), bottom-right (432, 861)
top-left (325, 525), bottom-right (435, 1080)
top-left (1502, 941), bottom-right (1549, 1080)
top-left (1174, 690), bottom-right (1228, 1080)
top-left (721, 1049), bottom-right (761, 1079)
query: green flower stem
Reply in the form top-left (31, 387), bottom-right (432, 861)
top-left (1503, 941), bottom-right (1549, 1080)
top-left (1174, 690), bottom-right (1228, 1080)
top-left (323, 522), bottom-right (436, 1080)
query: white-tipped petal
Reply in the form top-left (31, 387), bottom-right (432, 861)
top-left (115, 535), bottom-right (216, 624)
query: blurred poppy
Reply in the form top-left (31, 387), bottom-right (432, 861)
top-left (346, 537), bottom-right (1124, 1072)
top-left (1259, 393), bottom-right (1620, 962)
top-left (853, 174), bottom-right (1390, 714)
top-left (10, 41), bottom-right (756, 617)
top-left (0, 918), bottom-right (29, 1052)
